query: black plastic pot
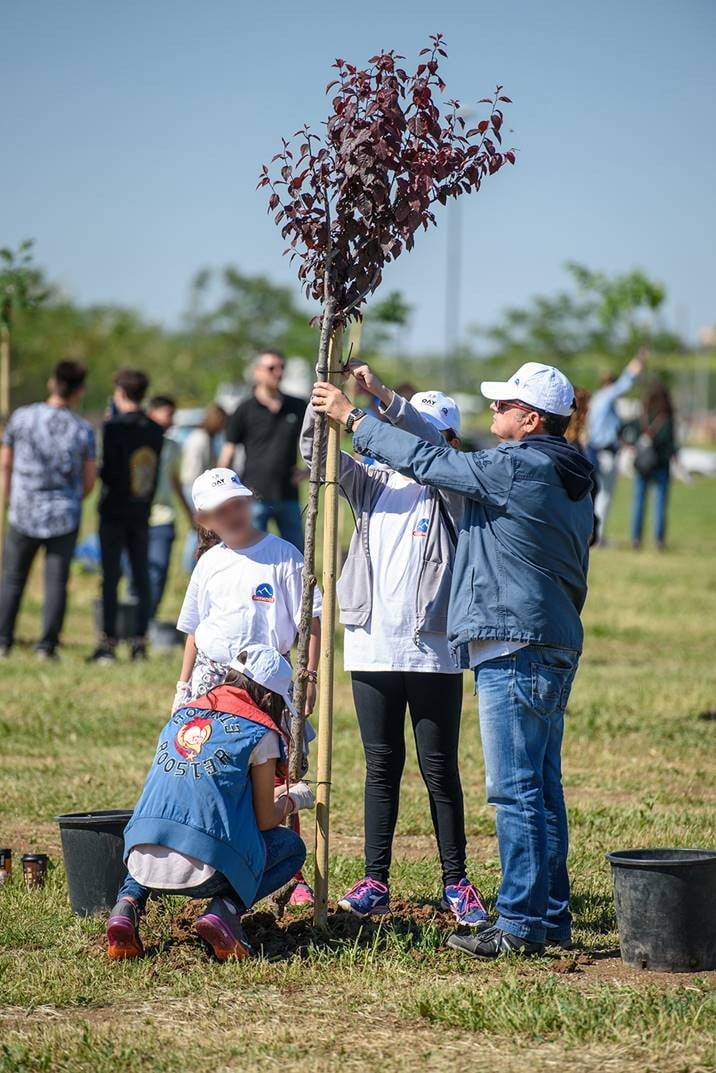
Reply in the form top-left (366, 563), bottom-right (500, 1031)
top-left (56, 810), bottom-right (132, 916)
top-left (148, 620), bottom-right (184, 649)
top-left (606, 848), bottom-right (716, 972)
top-left (93, 599), bottom-right (138, 641)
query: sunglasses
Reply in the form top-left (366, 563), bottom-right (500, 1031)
top-left (492, 399), bottom-right (545, 416)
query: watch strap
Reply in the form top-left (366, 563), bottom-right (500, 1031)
top-left (345, 407), bottom-right (366, 433)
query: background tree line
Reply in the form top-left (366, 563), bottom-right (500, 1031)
top-left (3, 242), bottom-right (713, 416)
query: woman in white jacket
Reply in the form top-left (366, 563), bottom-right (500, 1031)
top-left (302, 363), bottom-right (487, 927)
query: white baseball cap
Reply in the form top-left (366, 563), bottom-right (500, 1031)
top-left (229, 643), bottom-right (297, 717)
top-left (410, 390), bottom-right (462, 433)
top-left (192, 468), bottom-right (253, 513)
top-left (480, 362), bottom-right (576, 418)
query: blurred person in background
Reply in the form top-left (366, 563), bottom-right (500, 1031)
top-left (218, 351), bottom-right (307, 551)
top-left (564, 388), bottom-right (591, 453)
top-left (0, 360), bottom-right (95, 659)
top-left (629, 381), bottom-right (678, 551)
top-left (180, 404), bottom-right (227, 502)
top-left (137, 396), bottom-right (194, 619)
top-left (566, 387), bottom-right (599, 546)
top-left (180, 403), bottom-right (227, 572)
top-left (89, 368), bottom-right (163, 664)
top-left (586, 348), bottom-right (647, 544)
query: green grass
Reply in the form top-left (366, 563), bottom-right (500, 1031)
top-left (1, 476), bottom-right (715, 1073)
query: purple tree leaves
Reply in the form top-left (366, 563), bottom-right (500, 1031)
top-left (259, 34), bottom-right (515, 322)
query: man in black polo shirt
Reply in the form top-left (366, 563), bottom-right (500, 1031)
top-left (218, 350), bottom-right (307, 550)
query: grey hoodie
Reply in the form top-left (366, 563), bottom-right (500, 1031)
top-left (299, 394), bottom-right (463, 645)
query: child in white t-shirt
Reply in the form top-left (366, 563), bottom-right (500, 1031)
top-left (174, 468), bottom-right (321, 906)
top-left (174, 468), bottom-right (321, 711)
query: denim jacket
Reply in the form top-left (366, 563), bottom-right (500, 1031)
top-left (123, 687), bottom-right (286, 907)
top-left (300, 397), bottom-right (463, 640)
top-left (352, 416), bottom-right (593, 666)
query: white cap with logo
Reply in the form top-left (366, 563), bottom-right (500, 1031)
top-left (229, 643), bottom-right (297, 717)
top-left (192, 468), bottom-right (253, 513)
top-left (480, 362), bottom-right (576, 418)
top-left (410, 390), bottom-right (462, 433)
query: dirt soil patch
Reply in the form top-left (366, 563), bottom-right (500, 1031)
top-left (167, 897), bottom-right (450, 960)
top-left (161, 902), bottom-right (716, 987)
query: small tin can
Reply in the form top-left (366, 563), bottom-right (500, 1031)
top-left (0, 848), bottom-right (11, 884)
top-left (22, 853), bottom-right (49, 889)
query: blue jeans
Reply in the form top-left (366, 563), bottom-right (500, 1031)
top-left (630, 465), bottom-right (670, 545)
top-left (475, 645), bottom-right (579, 944)
top-left (252, 499), bottom-right (304, 552)
top-left (147, 523), bottom-right (175, 618)
top-left (128, 523), bottom-right (175, 619)
top-left (117, 826), bottom-right (306, 913)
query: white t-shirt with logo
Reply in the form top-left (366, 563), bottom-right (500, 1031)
top-left (127, 730), bottom-right (281, 891)
top-left (343, 470), bottom-right (459, 674)
top-left (177, 533), bottom-right (322, 662)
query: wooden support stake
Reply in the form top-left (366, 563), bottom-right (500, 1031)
top-left (312, 325), bottom-right (343, 926)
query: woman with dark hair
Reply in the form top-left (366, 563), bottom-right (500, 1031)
top-left (566, 388), bottom-right (599, 546)
top-left (630, 381), bottom-right (678, 550)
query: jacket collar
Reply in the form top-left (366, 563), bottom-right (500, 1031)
top-left (191, 686), bottom-right (288, 746)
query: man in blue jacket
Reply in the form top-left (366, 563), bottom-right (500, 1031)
top-left (312, 361), bottom-right (594, 958)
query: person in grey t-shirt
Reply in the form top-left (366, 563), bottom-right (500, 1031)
top-left (0, 360), bottom-right (96, 658)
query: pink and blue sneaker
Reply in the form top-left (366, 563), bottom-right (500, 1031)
top-left (338, 877), bottom-right (390, 918)
top-left (441, 878), bottom-right (489, 928)
top-left (195, 896), bottom-right (253, 961)
top-left (288, 879), bottom-right (314, 907)
top-left (107, 899), bottom-right (144, 960)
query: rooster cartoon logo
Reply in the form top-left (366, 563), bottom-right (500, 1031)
top-left (175, 717), bottom-right (213, 760)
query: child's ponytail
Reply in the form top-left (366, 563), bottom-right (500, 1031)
top-left (196, 525), bottom-right (220, 559)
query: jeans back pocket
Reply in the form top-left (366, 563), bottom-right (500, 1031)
top-left (530, 660), bottom-right (577, 717)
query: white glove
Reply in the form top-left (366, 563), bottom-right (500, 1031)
top-left (172, 681), bottom-right (192, 714)
top-left (281, 781), bottom-right (315, 813)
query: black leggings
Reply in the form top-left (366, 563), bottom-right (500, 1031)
top-left (351, 670), bottom-right (466, 887)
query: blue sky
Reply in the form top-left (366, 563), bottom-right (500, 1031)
top-left (2, 0), bottom-right (714, 353)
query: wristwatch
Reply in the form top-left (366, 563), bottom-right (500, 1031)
top-left (345, 407), bottom-right (366, 434)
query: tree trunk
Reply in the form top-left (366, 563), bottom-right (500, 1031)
top-left (311, 324), bottom-right (343, 925)
top-left (288, 296), bottom-right (336, 778)
top-left (267, 300), bottom-right (337, 918)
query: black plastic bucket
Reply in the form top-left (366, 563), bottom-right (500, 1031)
top-left (606, 848), bottom-right (716, 972)
top-left (93, 599), bottom-right (138, 641)
top-left (56, 810), bottom-right (132, 916)
top-left (148, 620), bottom-right (184, 649)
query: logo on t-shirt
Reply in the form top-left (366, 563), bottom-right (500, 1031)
top-left (412, 517), bottom-right (430, 537)
top-left (174, 717), bottom-right (213, 760)
top-left (252, 582), bottom-right (275, 603)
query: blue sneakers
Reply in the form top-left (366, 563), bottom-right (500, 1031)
top-left (441, 878), bottom-right (489, 928)
top-left (338, 877), bottom-right (390, 918)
